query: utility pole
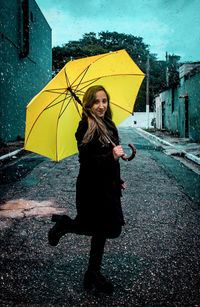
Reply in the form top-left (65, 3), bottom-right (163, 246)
top-left (146, 52), bottom-right (150, 129)
top-left (166, 52), bottom-right (169, 87)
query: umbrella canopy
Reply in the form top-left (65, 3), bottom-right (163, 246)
top-left (24, 49), bottom-right (145, 161)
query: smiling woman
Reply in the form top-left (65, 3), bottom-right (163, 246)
top-left (48, 85), bottom-right (128, 293)
top-left (81, 85), bottom-right (113, 146)
top-left (91, 90), bottom-right (108, 118)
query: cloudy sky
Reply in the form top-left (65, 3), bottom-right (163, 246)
top-left (36, 0), bottom-right (200, 62)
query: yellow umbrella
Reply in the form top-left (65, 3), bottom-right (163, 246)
top-left (24, 49), bottom-right (145, 161)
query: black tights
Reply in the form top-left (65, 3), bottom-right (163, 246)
top-left (88, 225), bottom-right (122, 272)
top-left (88, 235), bottom-right (106, 272)
top-left (58, 215), bottom-right (122, 272)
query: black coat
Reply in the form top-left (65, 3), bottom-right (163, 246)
top-left (74, 117), bottom-right (125, 235)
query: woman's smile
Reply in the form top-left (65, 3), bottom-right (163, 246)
top-left (91, 90), bottom-right (108, 118)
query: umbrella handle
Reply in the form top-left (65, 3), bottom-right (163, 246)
top-left (89, 117), bottom-right (136, 162)
top-left (121, 144), bottom-right (136, 161)
top-left (111, 140), bottom-right (136, 162)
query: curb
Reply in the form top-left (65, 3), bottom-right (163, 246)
top-left (185, 153), bottom-right (200, 166)
top-left (0, 148), bottom-right (24, 161)
top-left (136, 128), bottom-right (174, 147)
top-left (136, 128), bottom-right (200, 166)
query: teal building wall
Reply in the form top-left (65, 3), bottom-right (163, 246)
top-left (156, 68), bottom-right (200, 142)
top-left (0, 0), bottom-right (52, 142)
top-left (180, 73), bottom-right (200, 141)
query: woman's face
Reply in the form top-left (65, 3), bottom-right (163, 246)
top-left (91, 90), bottom-right (108, 118)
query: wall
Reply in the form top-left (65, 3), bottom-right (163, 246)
top-left (181, 73), bottom-right (200, 141)
top-left (155, 70), bottom-right (200, 141)
top-left (155, 95), bottom-right (162, 129)
top-left (0, 0), bottom-right (52, 142)
top-left (119, 112), bottom-right (155, 128)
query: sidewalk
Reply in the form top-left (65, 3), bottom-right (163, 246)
top-left (136, 128), bottom-right (200, 166)
top-left (0, 140), bottom-right (24, 163)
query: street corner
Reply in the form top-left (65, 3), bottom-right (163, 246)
top-left (0, 198), bottom-right (65, 229)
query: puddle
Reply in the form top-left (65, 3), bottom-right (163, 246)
top-left (0, 198), bottom-right (64, 221)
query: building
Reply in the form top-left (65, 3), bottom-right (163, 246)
top-left (119, 112), bottom-right (155, 128)
top-left (0, 0), bottom-right (52, 142)
top-left (155, 63), bottom-right (200, 142)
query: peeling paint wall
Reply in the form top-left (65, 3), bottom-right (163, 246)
top-left (0, 0), bottom-right (52, 142)
top-left (155, 68), bottom-right (200, 142)
top-left (181, 73), bottom-right (200, 141)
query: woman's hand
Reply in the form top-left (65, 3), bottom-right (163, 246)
top-left (121, 183), bottom-right (126, 190)
top-left (113, 145), bottom-right (125, 161)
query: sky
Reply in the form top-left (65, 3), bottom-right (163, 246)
top-left (36, 0), bottom-right (200, 62)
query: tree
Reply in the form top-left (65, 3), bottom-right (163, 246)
top-left (166, 54), bottom-right (181, 87)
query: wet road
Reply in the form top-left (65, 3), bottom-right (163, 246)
top-left (0, 127), bottom-right (199, 306)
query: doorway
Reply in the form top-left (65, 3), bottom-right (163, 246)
top-left (161, 101), bottom-right (165, 129)
top-left (185, 97), bottom-right (189, 137)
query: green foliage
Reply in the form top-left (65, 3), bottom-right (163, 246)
top-left (167, 54), bottom-right (181, 87)
top-left (52, 31), bottom-right (178, 111)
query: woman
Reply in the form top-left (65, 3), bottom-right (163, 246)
top-left (48, 85), bottom-right (126, 293)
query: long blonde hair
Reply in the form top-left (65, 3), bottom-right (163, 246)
top-left (81, 85), bottom-right (116, 145)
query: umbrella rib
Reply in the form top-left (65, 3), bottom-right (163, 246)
top-left (56, 94), bottom-right (81, 160)
top-left (74, 91), bottom-right (84, 97)
top-left (80, 51), bottom-right (144, 76)
top-left (45, 96), bottom-right (69, 110)
top-left (72, 73), bottom-right (144, 95)
top-left (25, 91), bottom-right (68, 146)
top-left (72, 72), bottom-right (142, 106)
top-left (69, 63), bottom-right (93, 89)
top-left (55, 92), bottom-right (73, 161)
top-left (70, 50), bottom-right (142, 88)
top-left (63, 67), bottom-right (86, 112)
top-left (110, 101), bottom-right (132, 114)
top-left (72, 97), bottom-right (82, 119)
top-left (73, 73), bottom-right (144, 87)
top-left (70, 51), bottom-right (120, 89)
top-left (71, 53), bottom-right (117, 88)
top-left (74, 77), bottom-right (102, 94)
top-left (72, 66), bottom-right (90, 94)
top-left (44, 89), bottom-right (67, 94)
top-left (64, 68), bottom-right (71, 89)
top-left (70, 75), bottom-right (101, 106)
top-left (70, 54), bottom-right (116, 89)
top-left (58, 96), bottom-right (74, 119)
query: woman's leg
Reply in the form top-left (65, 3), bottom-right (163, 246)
top-left (87, 224), bottom-right (122, 272)
top-left (48, 214), bottom-right (75, 246)
top-left (48, 214), bottom-right (94, 246)
top-left (83, 225), bottom-right (122, 293)
top-left (88, 234), bottom-right (106, 272)
top-left (84, 234), bottom-right (114, 293)
top-left (106, 224), bottom-right (122, 239)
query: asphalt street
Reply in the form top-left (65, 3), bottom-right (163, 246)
top-left (0, 127), bottom-right (199, 306)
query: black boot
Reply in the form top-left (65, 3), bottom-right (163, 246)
top-left (48, 214), bottom-right (72, 246)
top-left (83, 269), bottom-right (114, 294)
